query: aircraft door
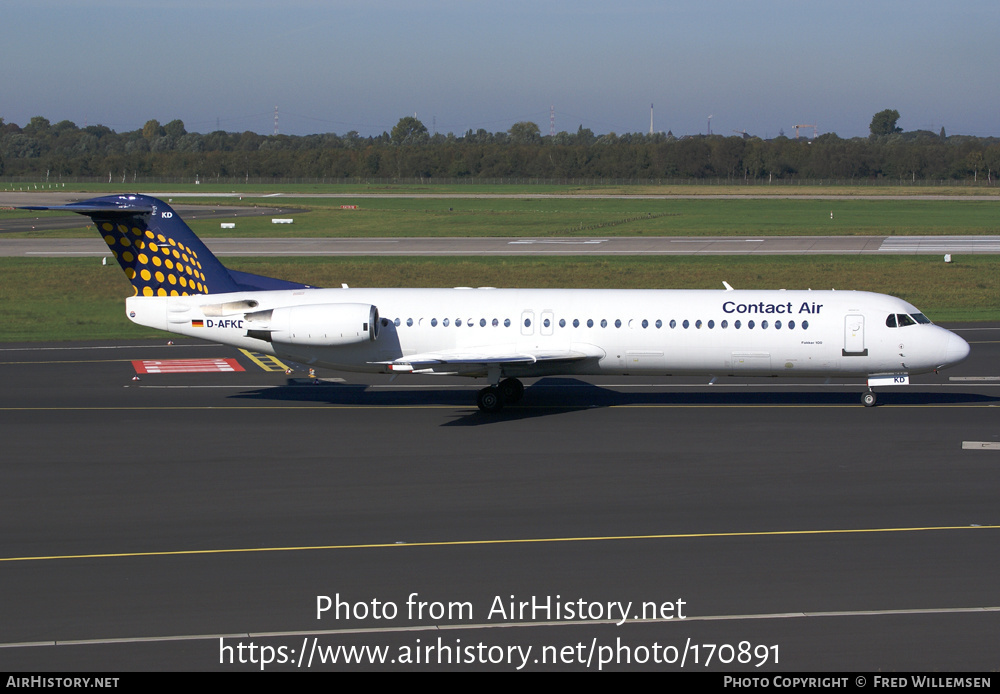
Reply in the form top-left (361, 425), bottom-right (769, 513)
top-left (843, 314), bottom-right (868, 356)
top-left (540, 310), bottom-right (554, 336)
top-left (520, 310), bottom-right (535, 336)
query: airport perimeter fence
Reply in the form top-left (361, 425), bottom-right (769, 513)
top-left (2, 176), bottom-right (998, 189)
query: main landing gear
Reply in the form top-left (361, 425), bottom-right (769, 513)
top-left (477, 378), bottom-right (524, 413)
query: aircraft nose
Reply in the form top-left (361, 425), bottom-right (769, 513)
top-left (944, 332), bottom-right (970, 366)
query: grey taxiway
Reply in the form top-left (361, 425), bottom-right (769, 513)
top-left (0, 327), bottom-right (998, 670)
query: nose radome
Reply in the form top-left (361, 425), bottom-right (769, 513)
top-left (945, 333), bottom-right (971, 366)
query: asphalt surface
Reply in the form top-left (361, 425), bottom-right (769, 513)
top-left (0, 325), bottom-right (998, 671)
top-left (7, 235), bottom-right (1000, 257)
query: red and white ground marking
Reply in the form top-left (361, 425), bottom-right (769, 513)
top-left (132, 358), bottom-right (245, 374)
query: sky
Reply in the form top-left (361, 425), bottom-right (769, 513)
top-left (3, 0), bottom-right (998, 139)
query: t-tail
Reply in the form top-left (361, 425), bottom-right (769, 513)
top-left (21, 194), bottom-right (310, 295)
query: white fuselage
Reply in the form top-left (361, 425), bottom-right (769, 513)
top-left (125, 287), bottom-right (969, 380)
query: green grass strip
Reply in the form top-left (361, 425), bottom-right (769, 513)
top-left (5, 197), bottom-right (1000, 239)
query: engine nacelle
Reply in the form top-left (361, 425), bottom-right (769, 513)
top-left (246, 303), bottom-right (379, 346)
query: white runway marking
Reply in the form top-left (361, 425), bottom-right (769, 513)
top-left (507, 240), bottom-right (607, 245)
top-left (1, 605), bottom-right (997, 650)
top-left (878, 236), bottom-right (1000, 252)
top-left (962, 441), bottom-right (1000, 450)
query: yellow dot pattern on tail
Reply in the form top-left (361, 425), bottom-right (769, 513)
top-left (100, 221), bottom-right (207, 297)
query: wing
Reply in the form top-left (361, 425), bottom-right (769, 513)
top-left (372, 344), bottom-right (605, 374)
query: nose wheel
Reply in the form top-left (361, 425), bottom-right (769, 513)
top-left (861, 391), bottom-right (877, 407)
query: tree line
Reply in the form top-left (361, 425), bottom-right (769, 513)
top-left (2, 111), bottom-right (998, 183)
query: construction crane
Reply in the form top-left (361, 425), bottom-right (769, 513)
top-left (793, 124), bottom-right (818, 140)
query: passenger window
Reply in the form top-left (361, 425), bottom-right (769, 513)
top-left (573, 319), bottom-right (580, 328)
top-left (407, 318), bottom-right (414, 327)
top-left (455, 318), bottom-right (462, 327)
top-left (788, 320), bottom-right (795, 329)
top-left (708, 320), bottom-right (714, 329)
top-left (721, 320), bottom-right (728, 328)
top-left (641, 319), bottom-right (648, 328)
top-left (695, 320), bottom-right (702, 329)
top-left (524, 318), bottom-right (531, 328)
top-left (774, 320), bottom-right (781, 329)
top-left (761, 320), bottom-right (768, 329)
top-left (587, 319), bottom-right (594, 328)
top-left (670, 319), bottom-right (677, 329)
top-left (600, 319), bottom-right (608, 328)
top-left (481, 318), bottom-right (487, 327)
top-left (559, 318), bottom-right (566, 328)
top-left (735, 320), bottom-right (741, 329)
top-left (394, 318), bottom-right (401, 327)
top-left (443, 318), bottom-right (450, 327)
top-left (614, 319), bottom-right (621, 328)
top-left (431, 318), bottom-right (438, 327)
top-left (748, 320), bottom-right (755, 329)
top-left (802, 320), bottom-right (809, 329)
top-left (655, 319), bottom-right (662, 329)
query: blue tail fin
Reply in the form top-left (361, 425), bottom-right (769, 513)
top-left (21, 194), bottom-right (310, 296)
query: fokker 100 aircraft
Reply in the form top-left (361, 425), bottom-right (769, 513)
top-left (25, 194), bottom-right (971, 411)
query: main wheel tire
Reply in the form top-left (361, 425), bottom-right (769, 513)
top-left (498, 377), bottom-right (524, 404)
top-left (862, 392), bottom-right (877, 407)
top-left (477, 386), bottom-right (504, 413)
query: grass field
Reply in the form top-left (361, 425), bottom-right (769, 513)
top-left (1, 255), bottom-right (995, 342)
top-left (5, 196), bottom-right (1000, 239)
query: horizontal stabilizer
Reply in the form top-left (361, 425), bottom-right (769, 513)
top-left (19, 194), bottom-right (310, 295)
top-left (20, 200), bottom-right (156, 215)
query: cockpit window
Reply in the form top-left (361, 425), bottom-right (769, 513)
top-left (886, 314), bottom-right (897, 328)
top-left (912, 313), bottom-right (931, 324)
top-left (896, 314), bottom-right (916, 327)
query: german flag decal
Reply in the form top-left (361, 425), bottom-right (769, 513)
top-left (191, 319), bottom-right (204, 327)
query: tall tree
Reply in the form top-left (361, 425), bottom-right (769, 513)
top-left (24, 116), bottom-right (51, 138)
top-left (870, 109), bottom-right (902, 137)
top-left (508, 121), bottom-right (541, 145)
top-left (390, 117), bottom-right (428, 146)
top-left (142, 119), bottom-right (164, 140)
top-left (164, 119), bottom-right (186, 138)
